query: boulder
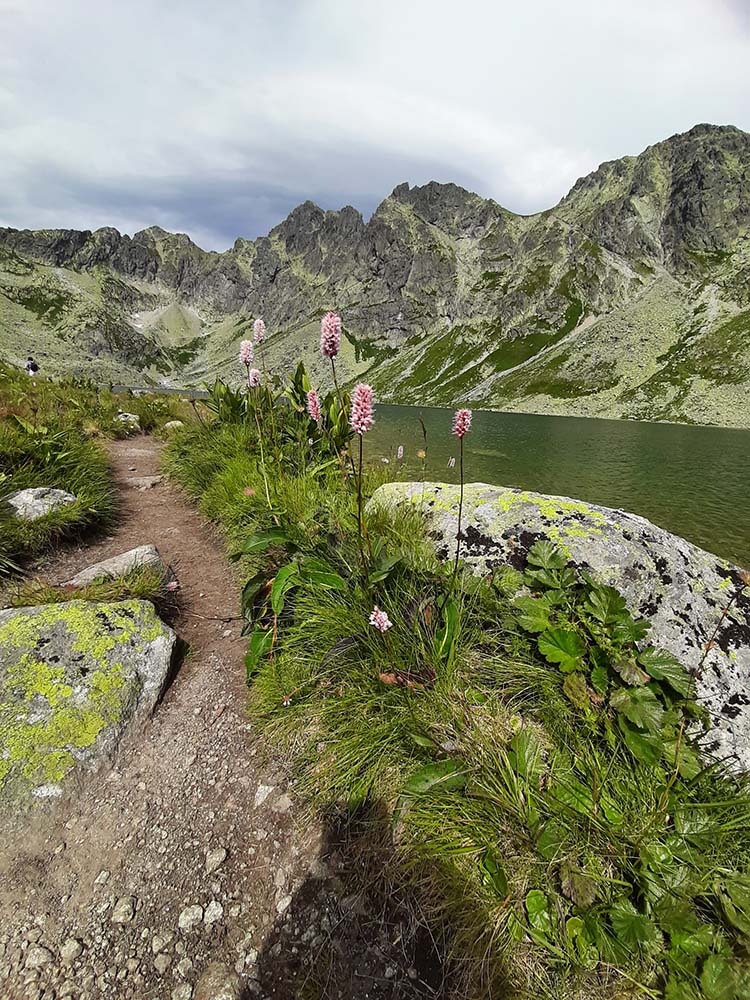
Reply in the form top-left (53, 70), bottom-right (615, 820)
top-left (117, 412), bottom-right (141, 428)
top-left (6, 487), bottom-right (77, 521)
top-left (371, 482), bottom-right (750, 769)
top-left (0, 599), bottom-right (176, 805)
top-left (163, 420), bottom-right (184, 433)
top-left (65, 544), bottom-right (170, 588)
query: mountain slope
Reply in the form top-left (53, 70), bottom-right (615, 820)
top-left (1, 123), bottom-right (749, 426)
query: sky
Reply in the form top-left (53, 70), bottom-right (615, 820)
top-left (1, 0), bottom-right (749, 250)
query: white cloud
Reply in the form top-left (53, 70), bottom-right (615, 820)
top-left (0, 0), bottom-right (748, 248)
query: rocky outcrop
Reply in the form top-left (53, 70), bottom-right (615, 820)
top-left (6, 487), bottom-right (77, 521)
top-left (371, 481), bottom-right (750, 768)
top-left (0, 599), bottom-right (176, 805)
top-left (2, 125), bottom-right (750, 425)
top-left (64, 544), bottom-right (170, 588)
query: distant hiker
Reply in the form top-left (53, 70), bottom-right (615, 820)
top-left (25, 356), bottom-right (39, 377)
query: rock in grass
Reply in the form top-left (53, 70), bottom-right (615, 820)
top-left (6, 487), bottom-right (77, 521)
top-left (371, 482), bottom-right (750, 769)
top-left (0, 600), bottom-right (175, 806)
top-left (64, 544), bottom-right (170, 588)
top-left (163, 420), bottom-right (184, 433)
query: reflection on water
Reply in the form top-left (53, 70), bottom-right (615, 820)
top-left (367, 404), bottom-right (750, 568)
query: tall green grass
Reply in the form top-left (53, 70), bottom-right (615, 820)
top-left (164, 389), bottom-right (750, 1000)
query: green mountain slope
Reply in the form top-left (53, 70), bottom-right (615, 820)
top-left (2, 123), bottom-right (749, 425)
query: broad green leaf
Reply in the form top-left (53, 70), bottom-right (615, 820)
top-left (409, 732), bottom-right (439, 749)
top-left (584, 584), bottom-right (629, 625)
top-left (549, 775), bottom-right (594, 817)
top-left (590, 662), bottom-right (610, 695)
top-left (508, 730), bottom-right (545, 780)
top-left (618, 715), bottom-right (663, 765)
top-left (610, 685), bottom-right (664, 731)
top-left (525, 889), bottom-right (554, 939)
top-left (700, 954), bottom-right (735, 1000)
top-left (612, 655), bottom-right (650, 686)
top-left (368, 554), bottom-right (401, 585)
top-left (566, 916), bottom-right (599, 967)
top-left (244, 628), bottom-right (274, 681)
top-left (537, 821), bottom-right (566, 860)
top-left (479, 850), bottom-right (509, 899)
top-left (609, 899), bottom-right (659, 949)
top-left (298, 557), bottom-right (347, 590)
top-left (402, 759), bottom-right (467, 795)
top-left (270, 563), bottom-right (300, 615)
top-left (434, 598), bottom-right (460, 661)
top-left (638, 647), bottom-right (694, 697)
top-left (240, 527), bottom-right (294, 555)
top-left (527, 540), bottom-right (568, 571)
top-left (513, 595), bottom-right (553, 634)
top-left (560, 861), bottom-right (598, 906)
top-left (719, 874), bottom-right (750, 936)
top-left (538, 628), bottom-right (586, 672)
top-left (663, 738), bottom-right (702, 779)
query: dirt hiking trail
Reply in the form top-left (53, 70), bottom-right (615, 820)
top-left (0, 438), bottom-right (443, 1000)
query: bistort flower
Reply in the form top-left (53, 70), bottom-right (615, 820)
top-left (306, 388), bottom-right (322, 423)
top-left (253, 318), bottom-right (266, 344)
top-left (247, 367), bottom-right (262, 388)
top-left (239, 339), bottom-right (254, 367)
top-left (369, 606), bottom-right (393, 632)
top-left (350, 383), bottom-right (374, 435)
top-left (320, 311), bottom-right (342, 358)
top-left (452, 408), bottom-right (472, 439)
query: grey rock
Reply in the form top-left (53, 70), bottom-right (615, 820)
top-left (372, 481), bottom-right (750, 769)
top-left (124, 475), bottom-right (162, 490)
top-left (117, 412), bottom-right (140, 426)
top-left (203, 900), bottom-right (223, 926)
top-left (154, 952), bottom-right (171, 974)
top-left (178, 905), bottom-right (203, 932)
top-left (0, 600), bottom-right (176, 804)
top-left (204, 847), bottom-right (227, 875)
top-left (151, 931), bottom-right (172, 954)
top-left (111, 896), bottom-right (137, 925)
top-left (59, 937), bottom-right (82, 963)
top-left (163, 420), bottom-right (185, 433)
top-left (193, 962), bottom-right (241, 1000)
top-left (65, 544), bottom-right (170, 587)
top-left (6, 488), bottom-right (77, 521)
top-left (172, 986), bottom-right (193, 1000)
top-left (24, 944), bottom-right (53, 969)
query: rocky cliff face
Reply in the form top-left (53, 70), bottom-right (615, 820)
top-left (1, 124), bottom-right (749, 425)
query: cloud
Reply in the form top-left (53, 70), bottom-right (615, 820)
top-left (1, 0), bottom-right (748, 249)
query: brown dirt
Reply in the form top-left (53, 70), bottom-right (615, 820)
top-left (0, 437), bottom-right (446, 1000)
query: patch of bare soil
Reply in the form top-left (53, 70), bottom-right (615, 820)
top-left (0, 437), bottom-right (446, 1000)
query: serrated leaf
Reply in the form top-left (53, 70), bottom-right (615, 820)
top-left (610, 685), bottom-right (664, 731)
top-left (609, 899), bottom-right (658, 949)
top-left (508, 729), bottom-right (545, 780)
top-left (590, 663), bottom-right (610, 695)
top-left (479, 850), bottom-right (509, 898)
top-left (612, 655), bottom-right (651, 686)
top-left (538, 628), bottom-right (586, 672)
top-left (402, 759), bottom-right (467, 796)
top-left (527, 540), bottom-right (568, 571)
top-left (611, 615), bottom-right (651, 644)
top-left (618, 715), bottom-right (664, 765)
top-left (700, 954), bottom-right (735, 1000)
top-left (638, 647), bottom-right (694, 697)
top-left (584, 585), bottom-right (629, 625)
top-left (513, 595), bottom-right (553, 634)
top-left (560, 861), bottom-right (598, 907)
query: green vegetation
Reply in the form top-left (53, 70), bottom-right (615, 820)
top-left (165, 363), bottom-right (750, 1000)
top-left (7, 562), bottom-right (175, 616)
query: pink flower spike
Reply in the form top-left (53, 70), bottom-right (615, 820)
top-left (452, 408), bottom-right (472, 439)
top-left (253, 317), bottom-right (266, 344)
top-left (247, 367), bottom-right (262, 388)
top-left (320, 311), bottom-right (342, 358)
top-left (239, 339), bottom-right (254, 367)
top-left (369, 606), bottom-right (392, 633)
top-left (350, 383), bottom-right (374, 435)
top-left (306, 388), bottom-right (322, 423)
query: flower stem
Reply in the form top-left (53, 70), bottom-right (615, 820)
top-left (452, 436), bottom-right (465, 587)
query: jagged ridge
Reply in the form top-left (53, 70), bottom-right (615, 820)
top-left (1, 123), bottom-right (749, 426)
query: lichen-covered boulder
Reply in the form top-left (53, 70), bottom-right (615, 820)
top-left (65, 544), bottom-right (170, 588)
top-left (6, 487), bottom-right (77, 521)
top-left (371, 482), bottom-right (750, 769)
top-left (0, 599), bottom-right (175, 805)
top-left (163, 420), bottom-right (184, 433)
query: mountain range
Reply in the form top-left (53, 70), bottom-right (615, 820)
top-left (1, 123), bottom-right (749, 426)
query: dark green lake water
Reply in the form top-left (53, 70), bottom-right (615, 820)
top-left (367, 405), bottom-right (750, 569)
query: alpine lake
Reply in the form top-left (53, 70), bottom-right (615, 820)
top-left (366, 404), bottom-right (750, 569)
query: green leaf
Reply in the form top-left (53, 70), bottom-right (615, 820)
top-left (663, 738), bottom-right (702, 779)
top-left (537, 821), bottom-right (566, 861)
top-left (527, 540), bottom-right (568, 571)
top-left (479, 850), bottom-right (509, 899)
top-left (584, 584), bottom-right (629, 625)
top-left (402, 759), bottom-right (467, 796)
top-left (590, 663), bottom-right (610, 695)
top-left (508, 730), bottom-right (545, 780)
top-left (270, 563), bottom-right (300, 615)
top-left (409, 732), bottom-right (439, 749)
top-left (434, 598), bottom-right (460, 662)
top-left (609, 899), bottom-right (659, 949)
top-left (244, 628), bottom-right (274, 681)
top-left (638, 647), bottom-right (694, 697)
top-left (612, 655), bottom-right (650, 686)
top-left (700, 954), bottom-right (735, 1000)
top-left (298, 557), bottom-right (347, 590)
top-left (368, 554), bottom-right (401, 585)
top-left (538, 628), bottom-right (586, 672)
top-left (560, 861), bottom-right (598, 907)
top-left (618, 715), bottom-right (664, 765)
top-left (239, 527), bottom-right (295, 555)
top-left (525, 889), bottom-right (554, 939)
top-left (610, 685), bottom-right (664, 731)
top-left (513, 595), bottom-right (553, 634)
top-left (563, 672), bottom-right (590, 709)
top-left (719, 874), bottom-right (750, 937)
